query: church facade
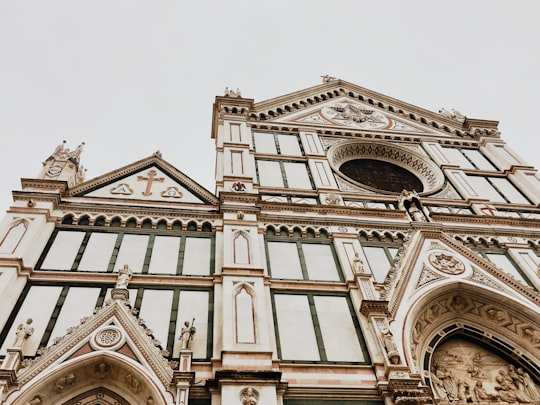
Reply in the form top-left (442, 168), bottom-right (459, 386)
top-left (0, 79), bottom-right (539, 404)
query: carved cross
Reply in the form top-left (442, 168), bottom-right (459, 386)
top-left (479, 204), bottom-right (496, 216)
top-left (137, 170), bottom-right (164, 196)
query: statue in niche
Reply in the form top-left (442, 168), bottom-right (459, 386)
top-left (380, 327), bottom-right (400, 364)
top-left (240, 387), bottom-right (258, 405)
top-left (398, 190), bottom-right (429, 222)
top-left (13, 318), bottom-right (34, 348)
top-left (115, 264), bottom-right (132, 289)
top-left (179, 319), bottom-right (196, 350)
top-left (352, 252), bottom-right (365, 274)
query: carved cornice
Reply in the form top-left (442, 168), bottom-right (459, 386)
top-left (20, 179), bottom-right (68, 193)
top-left (360, 300), bottom-right (390, 317)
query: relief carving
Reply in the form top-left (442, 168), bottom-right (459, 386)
top-left (430, 339), bottom-right (540, 402)
top-left (428, 253), bottom-right (465, 275)
top-left (240, 387), bottom-right (259, 405)
top-left (55, 372), bottom-right (77, 393)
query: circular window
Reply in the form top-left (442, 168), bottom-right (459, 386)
top-left (327, 141), bottom-right (444, 195)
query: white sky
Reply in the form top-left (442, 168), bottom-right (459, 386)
top-left (0, 1), bottom-right (539, 212)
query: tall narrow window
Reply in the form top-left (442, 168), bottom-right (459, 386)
top-left (235, 287), bottom-right (255, 343)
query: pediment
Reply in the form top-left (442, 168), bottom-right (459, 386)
top-left (67, 153), bottom-right (218, 205)
top-left (383, 230), bottom-right (540, 314)
top-left (245, 80), bottom-right (493, 139)
top-left (13, 290), bottom-right (173, 403)
top-left (269, 96), bottom-right (437, 135)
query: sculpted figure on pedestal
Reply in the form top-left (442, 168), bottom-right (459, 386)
top-left (116, 264), bottom-right (133, 289)
top-left (13, 318), bottom-right (34, 348)
top-left (179, 320), bottom-right (196, 350)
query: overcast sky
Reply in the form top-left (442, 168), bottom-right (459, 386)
top-left (1, 1), bottom-right (539, 212)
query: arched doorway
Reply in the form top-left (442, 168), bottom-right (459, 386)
top-left (406, 287), bottom-right (540, 403)
top-left (5, 352), bottom-right (169, 405)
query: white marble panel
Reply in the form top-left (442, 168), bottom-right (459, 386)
top-left (485, 253), bottom-right (528, 285)
top-left (441, 147), bottom-right (475, 169)
top-left (148, 236), bottom-right (180, 275)
top-left (489, 177), bottom-right (530, 204)
top-left (302, 244), bottom-right (340, 281)
top-left (277, 134), bottom-right (302, 156)
top-left (174, 290), bottom-right (209, 358)
top-left (0, 286), bottom-right (62, 355)
top-left (78, 233), bottom-right (117, 272)
top-left (466, 176), bottom-right (505, 203)
top-left (314, 296), bottom-right (364, 362)
top-left (41, 231), bottom-right (85, 270)
top-left (461, 149), bottom-right (496, 170)
top-left (362, 246), bottom-right (391, 283)
top-left (257, 160), bottom-right (284, 187)
top-left (48, 287), bottom-right (101, 344)
top-left (274, 294), bottom-right (320, 361)
top-left (139, 289), bottom-right (174, 348)
top-left (267, 242), bottom-right (303, 279)
top-left (283, 162), bottom-right (312, 189)
top-left (253, 132), bottom-right (277, 154)
top-left (183, 237), bottom-right (211, 275)
top-left (115, 234), bottom-right (149, 273)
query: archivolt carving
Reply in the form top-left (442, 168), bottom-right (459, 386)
top-left (410, 292), bottom-right (540, 364)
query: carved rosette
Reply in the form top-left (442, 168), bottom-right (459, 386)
top-left (90, 325), bottom-right (126, 351)
top-left (428, 252), bottom-right (465, 275)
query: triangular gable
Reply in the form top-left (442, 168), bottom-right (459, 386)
top-left (382, 230), bottom-right (540, 315)
top-left (271, 96), bottom-right (435, 135)
top-left (68, 153), bottom-right (218, 205)
top-left (244, 80), bottom-right (499, 140)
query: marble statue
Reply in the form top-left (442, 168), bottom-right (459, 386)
top-left (179, 320), bottom-right (196, 350)
top-left (13, 318), bottom-right (34, 347)
top-left (116, 264), bottom-right (132, 289)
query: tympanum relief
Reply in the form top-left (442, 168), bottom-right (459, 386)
top-left (430, 338), bottom-right (540, 403)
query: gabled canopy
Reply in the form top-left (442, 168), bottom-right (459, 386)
top-left (6, 294), bottom-right (174, 404)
